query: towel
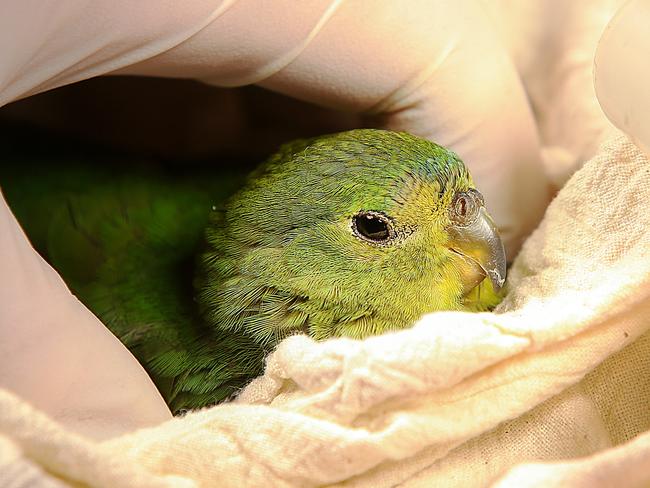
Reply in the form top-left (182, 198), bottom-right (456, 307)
top-left (1, 134), bottom-right (650, 487)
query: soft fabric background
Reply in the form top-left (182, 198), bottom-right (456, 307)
top-left (1, 135), bottom-right (650, 487)
top-left (3, 0), bottom-right (650, 486)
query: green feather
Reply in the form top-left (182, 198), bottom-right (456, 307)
top-left (2, 161), bottom-right (258, 410)
top-left (1, 129), bottom-right (502, 412)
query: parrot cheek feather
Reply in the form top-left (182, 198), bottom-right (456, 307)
top-left (447, 250), bottom-right (488, 297)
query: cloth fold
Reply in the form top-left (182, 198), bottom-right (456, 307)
top-left (1, 135), bottom-right (649, 487)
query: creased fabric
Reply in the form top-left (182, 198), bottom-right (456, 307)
top-left (1, 135), bottom-right (650, 487)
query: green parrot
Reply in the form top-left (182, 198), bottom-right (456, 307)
top-left (1, 129), bottom-right (506, 412)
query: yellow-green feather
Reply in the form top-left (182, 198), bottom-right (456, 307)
top-left (2, 129), bottom-right (501, 413)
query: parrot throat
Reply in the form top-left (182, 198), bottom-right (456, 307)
top-left (196, 245), bottom-right (409, 346)
top-left (196, 223), bottom-right (310, 349)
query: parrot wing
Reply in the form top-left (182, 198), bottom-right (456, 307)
top-left (2, 158), bottom-right (265, 411)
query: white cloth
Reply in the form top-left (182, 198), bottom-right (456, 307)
top-left (1, 135), bottom-right (650, 487)
top-left (0, 0), bottom-right (549, 254)
top-left (0, 0), bottom-right (561, 441)
top-left (4, 0), bottom-right (650, 486)
top-left (0, 193), bottom-right (172, 440)
top-left (595, 0), bottom-right (650, 157)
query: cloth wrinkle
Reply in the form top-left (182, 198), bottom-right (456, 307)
top-left (229, 0), bottom-right (345, 87)
top-left (4, 1), bottom-right (650, 485)
top-left (366, 39), bottom-right (458, 115)
top-left (2, 134), bottom-right (650, 488)
top-left (17, 0), bottom-right (240, 103)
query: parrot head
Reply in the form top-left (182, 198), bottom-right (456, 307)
top-left (198, 129), bottom-right (506, 345)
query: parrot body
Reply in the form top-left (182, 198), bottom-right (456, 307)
top-left (1, 129), bottom-right (505, 412)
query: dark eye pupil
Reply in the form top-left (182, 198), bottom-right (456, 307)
top-left (356, 215), bottom-right (389, 240)
top-left (353, 212), bottom-right (392, 242)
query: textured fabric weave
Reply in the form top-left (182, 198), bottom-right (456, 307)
top-left (1, 135), bottom-right (649, 487)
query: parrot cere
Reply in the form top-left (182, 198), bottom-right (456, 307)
top-left (2, 129), bottom-right (506, 412)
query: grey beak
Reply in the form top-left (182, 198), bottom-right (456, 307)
top-left (448, 207), bottom-right (507, 292)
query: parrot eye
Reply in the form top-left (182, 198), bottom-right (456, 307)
top-left (450, 190), bottom-right (482, 225)
top-left (352, 211), bottom-right (395, 244)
